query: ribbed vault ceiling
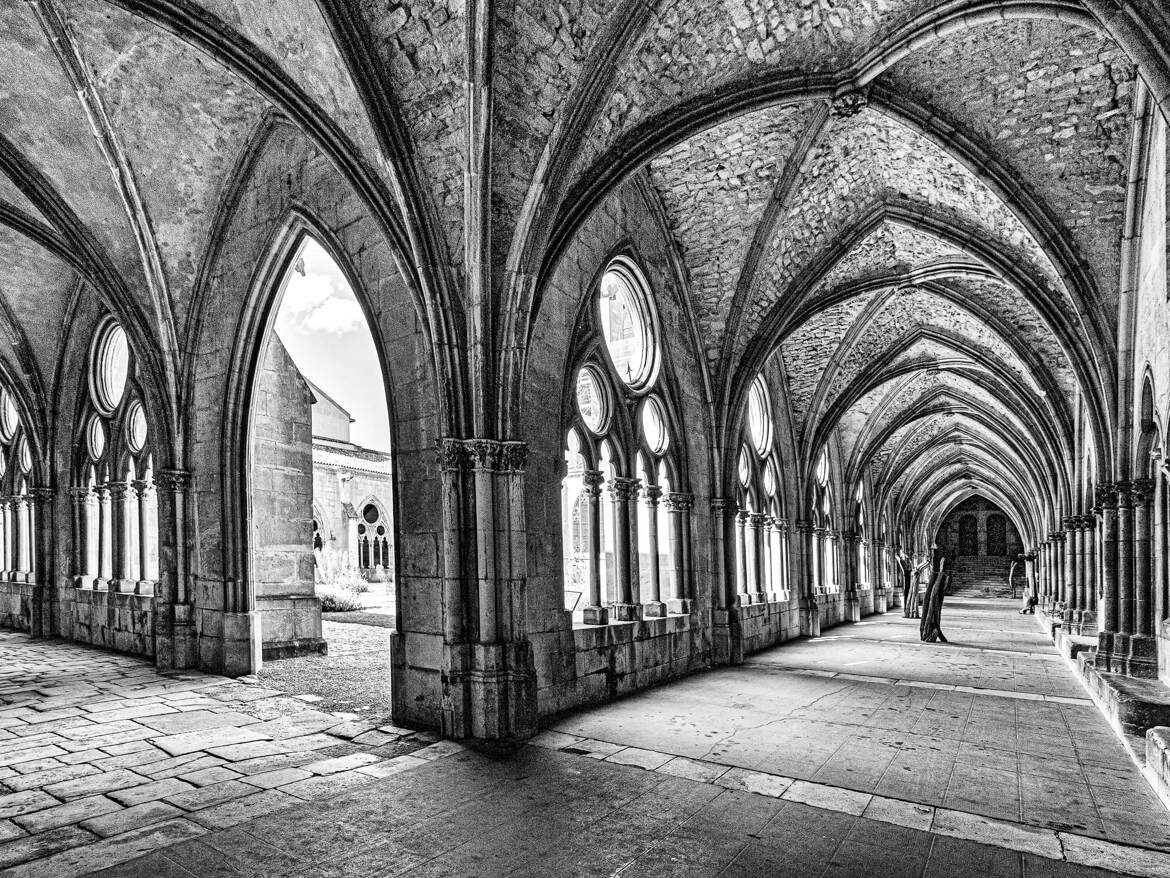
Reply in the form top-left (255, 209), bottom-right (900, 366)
top-left (0, 1), bottom-right (1156, 546)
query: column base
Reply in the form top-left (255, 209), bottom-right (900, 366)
top-left (713, 608), bottom-right (744, 665)
top-left (438, 640), bottom-right (538, 743)
top-left (666, 598), bottom-right (693, 615)
top-left (582, 605), bottom-right (609, 625)
top-left (642, 601), bottom-right (666, 618)
top-left (609, 603), bottom-right (643, 622)
top-left (799, 599), bottom-right (821, 637)
top-left (844, 593), bottom-right (862, 623)
top-left (1096, 632), bottom-right (1160, 679)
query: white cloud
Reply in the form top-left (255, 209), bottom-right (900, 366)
top-left (279, 268), bottom-right (363, 336)
top-left (302, 297), bottom-right (365, 335)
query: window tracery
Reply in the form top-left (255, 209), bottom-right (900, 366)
top-left (734, 374), bottom-right (789, 603)
top-left (562, 255), bottom-right (690, 626)
top-left (357, 501), bottom-right (391, 571)
top-left (72, 318), bottom-right (158, 593)
top-left (0, 391), bottom-right (35, 582)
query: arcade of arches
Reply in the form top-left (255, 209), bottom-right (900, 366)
top-left (4, 1), bottom-right (1170, 873)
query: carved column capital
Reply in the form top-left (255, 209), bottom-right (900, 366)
top-left (153, 469), bottom-right (192, 493)
top-left (663, 491), bottom-right (694, 512)
top-left (642, 484), bottom-right (663, 505)
top-left (709, 497), bottom-right (731, 516)
top-left (582, 469), bottom-right (605, 496)
top-left (608, 476), bottom-right (640, 502)
top-left (1132, 478), bottom-right (1155, 505)
top-left (748, 512), bottom-right (769, 529)
top-left (30, 486), bottom-right (54, 502)
top-left (1049, 531), bottom-right (1066, 543)
top-left (498, 441), bottom-right (529, 472)
top-left (435, 438), bottom-right (471, 471)
top-left (107, 482), bottom-right (130, 502)
top-left (1095, 482), bottom-right (1118, 508)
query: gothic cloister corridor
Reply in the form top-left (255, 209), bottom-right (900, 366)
top-left (0, 599), bottom-right (1166, 876)
top-left (5, 0), bottom-right (1170, 874)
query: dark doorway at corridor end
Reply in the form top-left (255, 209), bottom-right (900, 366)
top-left (935, 496), bottom-right (1025, 598)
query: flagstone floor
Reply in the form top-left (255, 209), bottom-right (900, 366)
top-left (1, 598), bottom-right (1168, 876)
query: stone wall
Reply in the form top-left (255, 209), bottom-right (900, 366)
top-left (0, 580), bottom-right (33, 631)
top-left (250, 334), bottom-right (324, 660)
top-left (61, 589), bottom-right (154, 657)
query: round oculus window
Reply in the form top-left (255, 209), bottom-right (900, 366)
top-left (88, 417), bottom-right (106, 461)
top-left (575, 367), bottom-right (607, 434)
top-left (93, 323), bottom-right (130, 413)
top-left (599, 262), bottom-right (655, 389)
top-left (641, 397), bottom-right (668, 455)
top-left (363, 504), bottom-right (379, 524)
top-left (763, 465), bottom-right (777, 497)
top-left (0, 389), bottom-right (16, 441)
top-left (747, 376), bottom-right (771, 455)
top-left (126, 401), bottom-right (148, 453)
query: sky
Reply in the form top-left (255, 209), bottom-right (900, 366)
top-left (272, 238), bottom-right (392, 452)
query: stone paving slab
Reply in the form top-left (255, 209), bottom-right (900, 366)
top-left (86, 747), bottom-right (1155, 878)
top-left (0, 629), bottom-right (438, 875)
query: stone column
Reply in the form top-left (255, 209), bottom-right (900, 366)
top-left (734, 510), bottom-right (749, 602)
top-left (1086, 516), bottom-right (1098, 614)
top-left (424, 440), bottom-right (538, 741)
top-left (95, 486), bottom-right (112, 583)
top-left (872, 539), bottom-right (888, 612)
top-left (109, 482), bottom-right (134, 593)
top-left (796, 521), bottom-right (819, 637)
top-left (15, 494), bottom-right (30, 578)
top-left (1134, 479), bottom-right (1154, 637)
top-left (1097, 484), bottom-right (1119, 631)
top-left (133, 480), bottom-right (154, 593)
top-left (642, 485), bottom-right (664, 618)
top-left (777, 519), bottom-right (790, 595)
top-left (608, 477), bottom-right (641, 621)
top-left (748, 512), bottom-right (768, 604)
top-left (664, 492), bottom-right (693, 614)
top-left (1061, 520), bottom-right (1077, 615)
top-left (710, 497), bottom-right (738, 665)
top-left (1116, 482), bottom-right (1135, 636)
top-left (152, 469), bottom-right (196, 672)
top-left (68, 486), bottom-right (89, 583)
top-left (1074, 517), bottom-right (1087, 615)
top-left (842, 532), bottom-right (861, 622)
top-left (581, 471), bottom-right (607, 625)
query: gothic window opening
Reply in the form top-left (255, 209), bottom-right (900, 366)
top-left (0, 392), bottom-right (35, 582)
top-left (72, 318), bottom-right (158, 593)
top-left (562, 255), bottom-right (690, 625)
top-left (357, 502), bottom-right (390, 572)
top-left (735, 375), bottom-right (788, 602)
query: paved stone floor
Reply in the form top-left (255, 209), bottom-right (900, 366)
top-left (2, 598), bottom-right (1169, 876)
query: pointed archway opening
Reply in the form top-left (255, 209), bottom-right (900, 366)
top-left (934, 495), bottom-right (1024, 598)
top-left (246, 235), bottom-right (396, 716)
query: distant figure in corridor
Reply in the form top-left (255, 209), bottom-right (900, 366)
top-left (920, 549), bottom-right (949, 643)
